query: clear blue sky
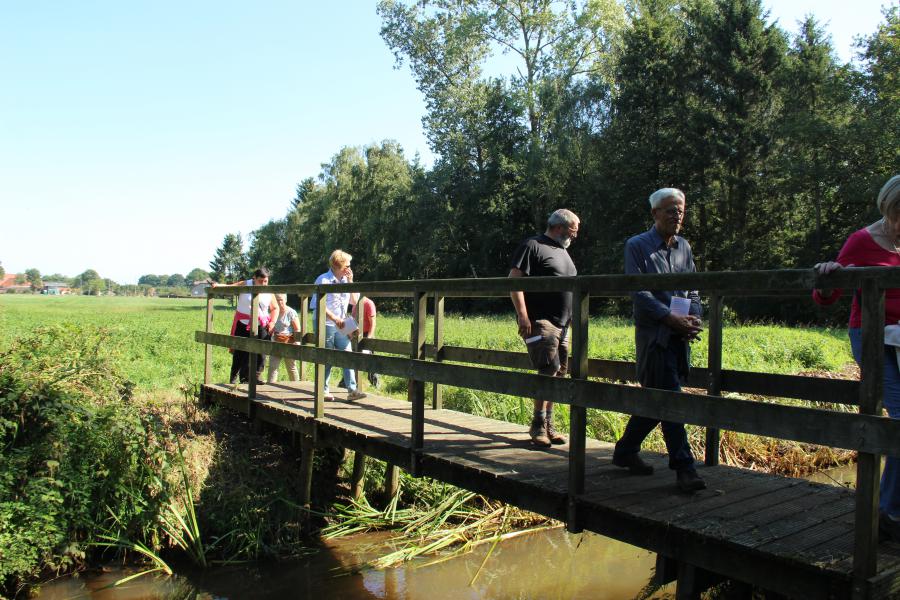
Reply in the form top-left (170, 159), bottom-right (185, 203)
top-left (0, 1), bottom-right (890, 284)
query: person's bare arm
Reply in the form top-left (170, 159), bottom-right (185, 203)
top-left (508, 268), bottom-right (531, 338)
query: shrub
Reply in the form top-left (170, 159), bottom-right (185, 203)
top-left (0, 325), bottom-right (173, 596)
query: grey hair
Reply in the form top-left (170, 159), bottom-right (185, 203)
top-left (877, 175), bottom-right (900, 217)
top-left (547, 208), bottom-right (579, 229)
top-left (649, 188), bottom-right (685, 209)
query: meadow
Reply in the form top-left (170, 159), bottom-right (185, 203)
top-left (0, 294), bottom-right (855, 391)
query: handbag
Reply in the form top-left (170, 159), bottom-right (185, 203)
top-left (274, 333), bottom-right (295, 344)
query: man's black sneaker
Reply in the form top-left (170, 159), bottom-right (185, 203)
top-left (612, 453), bottom-right (654, 475)
top-left (676, 469), bottom-right (707, 492)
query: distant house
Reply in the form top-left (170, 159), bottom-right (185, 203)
top-left (0, 274), bottom-right (31, 294)
top-left (191, 281), bottom-right (211, 297)
top-left (43, 282), bottom-right (72, 295)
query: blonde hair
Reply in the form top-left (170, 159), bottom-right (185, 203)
top-left (329, 249), bottom-right (352, 270)
top-left (878, 175), bottom-right (900, 217)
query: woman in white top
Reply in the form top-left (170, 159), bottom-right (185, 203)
top-left (313, 250), bottom-right (366, 401)
top-left (211, 267), bottom-right (278, 384)
top-left (268, 293), bottom-right (302, 383)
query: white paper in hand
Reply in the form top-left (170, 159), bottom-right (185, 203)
top-left (669, 296), bottom-right (691, 317)
top-left (340, 316), bottom-right (359, 335)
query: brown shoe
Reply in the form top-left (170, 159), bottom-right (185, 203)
top-left (529, 417), bottom-right (551, 447)
top-left (546, 420), bottom-right (566, 445)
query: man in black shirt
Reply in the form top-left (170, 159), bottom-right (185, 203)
top-left (509, 209), bottom-right (579, 447)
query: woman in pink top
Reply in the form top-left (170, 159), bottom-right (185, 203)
top-left (814, 174), bottom-right (900, 541)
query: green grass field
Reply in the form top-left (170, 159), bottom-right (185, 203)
top-left (0, 294), bottom-right (855, 392)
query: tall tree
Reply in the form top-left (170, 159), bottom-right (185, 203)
top-left (209, 233), bottom-right (248, 283)
top-left (186, 268), bottom-right (210, 283)
top-left (24, 268), bottom-right (42, 291)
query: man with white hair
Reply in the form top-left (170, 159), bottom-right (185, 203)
top-left (509, 209), bottom-right (579, 447)
top-left (612, 188), bottom-right (707, 492)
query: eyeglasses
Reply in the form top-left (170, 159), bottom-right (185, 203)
top-left (661, 207), bottom-right (684, 217)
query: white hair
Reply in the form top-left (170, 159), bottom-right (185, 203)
top-left (547, 208), bottom-right (579, 229)
top-left (649, 188), bottom-right (685, 209)
top-left (878, 175), bottom-right (900, 217)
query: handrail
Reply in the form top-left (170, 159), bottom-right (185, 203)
top-left (199, 266), bottom-right (897, 592)
top-left (204, 266), bottom-right (900, 297)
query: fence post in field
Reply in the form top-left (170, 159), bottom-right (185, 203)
top-left (706, 294), bottom-right (724, 466)
top-left (204, 294), bottom-right (214, 385)
top-left (432, 293), bottom-right (445, 410)
top-left (567, 282), bottom-right (589, 534)
top-left (410, 290), bottom-right (428, 476)
top-left (853, 278), bottom-right (885, 598)
top-left (299, 434), bottom-right (315, 508)
top-left (299, 295), bottom-right (308, 381)
top-left (314, 291), bottom-right (327, 419)
top-left (248, 292), bottom-right (259, 400)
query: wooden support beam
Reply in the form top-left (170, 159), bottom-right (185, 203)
top-left (299, 435), bottom-right (315, 508)
top-left (655, 554), bottom-right (678, 586)
top-left (248, 292), bottom-right (259, 399)
top-left (385, 463), bottom-right (400, 499)
top-left (706, 294), bottom-right (723, 466)
top-left (204, 295), bottom-right (214, 385)
top-left (432, 294), bottom-right (444, 410)
top-left (567, 284), bottom-right (589, 534)
top-left (350, 451), bottom-right (367, 500)
top-left (299, 295), bottom-right (308, 381)
top-left (675, 562), bottom-right (721, 600)
top-left (314, 292), bottom-right (326, 419)
top-left (853, 278), bottom-right (885, 599)
top-left (410, 290), bottom-right (427, 476)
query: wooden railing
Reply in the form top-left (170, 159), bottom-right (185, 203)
top-left (197, 267), bottom-right (900, 597)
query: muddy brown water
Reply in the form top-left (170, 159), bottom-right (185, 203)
top-left (35, 529), bottom-right (672, 600)
top-left (34, 464), bottom-right (859, 600)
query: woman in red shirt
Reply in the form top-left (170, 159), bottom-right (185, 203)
top-left (815, 174), bottom-right (900, 541)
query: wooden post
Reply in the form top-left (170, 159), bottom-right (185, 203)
top-left (299, 435), bottom-right (315, 508)
top-left (432, 294), bottom-right (445, 410)
top-left (248, 292), bottom-right (259, 400)
top-left (385, 463), bottom-right (400, 499)
top-left (350, 451), bottom-right (367, 500)
top-left (299, 296), bottom-right (308, 381)
top-left (567, 284), bottom-right (589, 534)
top-left (314, 292), bottom-right (326, 418)
top-left (853, 278), bottom-right (885, 599)
top-left (706, 295), bottom-right (723, 466)
top-left (354, 294), bottom-right (366, 393)
top-left (410, 290), bottom-right (427, 476)
top-left (204, 294), bottom-right (214, 385)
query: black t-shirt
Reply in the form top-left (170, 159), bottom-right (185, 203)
top-left (509, 234), bottom-right (577, 327)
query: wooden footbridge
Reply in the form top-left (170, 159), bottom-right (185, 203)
top-left (198, 268), bottom-right (900, 599)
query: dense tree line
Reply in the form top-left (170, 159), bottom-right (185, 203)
top-left (235, 0), bottom-right (898, 320)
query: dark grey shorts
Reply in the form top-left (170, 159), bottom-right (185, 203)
top-left (524, 319), bottom-right (569, 377)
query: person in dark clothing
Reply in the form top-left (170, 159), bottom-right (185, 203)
top-left (509, 209), bottom-right (579, 448)
top-left (612, 188), bottom-right (706, 492)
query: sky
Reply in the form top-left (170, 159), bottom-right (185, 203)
top-left (0, 1), bottom-right (891, 284)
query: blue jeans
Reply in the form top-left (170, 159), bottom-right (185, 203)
top-left (614, 341), bottom-right (696, 471)
top-left (849, 328), bottom-right (900, 518)
top-left (324, 324), bottom-right (356, 393)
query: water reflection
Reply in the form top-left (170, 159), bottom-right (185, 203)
top-left (36, 530), bottom-right (671, 600)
